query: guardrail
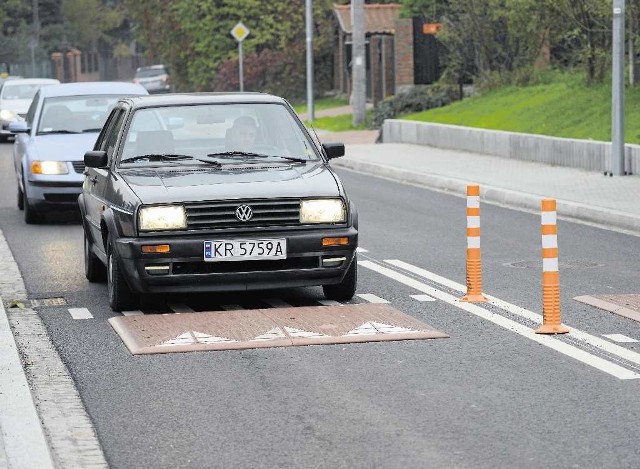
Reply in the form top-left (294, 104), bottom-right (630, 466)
top-left (382, 119), bottom-right (640, 174)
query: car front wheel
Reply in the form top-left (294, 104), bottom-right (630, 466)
top-left (22, 178), bottom-right (41, 224)
top-left (107, 238), bottom-right (139, 312)
top-left (322, 255), bottom-right (357, 301)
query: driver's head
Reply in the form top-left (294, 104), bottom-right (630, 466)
top-left (229, 116), bottom-right (257, 151)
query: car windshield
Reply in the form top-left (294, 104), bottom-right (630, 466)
top-left (37, 95), bottom-right (123, 134)
top-left (135, 68), bottom-right (167, 78)
top-left (119, 103), bottom-right (320, 165)
top-left (0, 83), bottom-right (42, 100)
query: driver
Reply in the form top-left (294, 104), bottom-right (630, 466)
top-left (226, 116), bottom-right (258, 152)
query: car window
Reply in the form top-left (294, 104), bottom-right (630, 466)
top-left (25, 90), bottom-right (39, 127)
top-left (95, 108), bottom-right (121, 151)
top-left (37, 95), bottom-right (125, 134)
top-left (119, 103), bottom-right (319, 165)
top-left (103, 110), bottom-right (126, 163)
top-left (0, 83), bottom-right (42, 100)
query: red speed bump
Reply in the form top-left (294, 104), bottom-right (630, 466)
top-left (108, 304), bottom-right (449, 355)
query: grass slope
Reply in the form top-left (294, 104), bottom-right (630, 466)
top-left (404, 73), bottom-right (640, 144)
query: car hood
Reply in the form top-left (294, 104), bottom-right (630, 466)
top-left (0, 99), bottom-right (32, 114)
top-left (31, 133), bottom-right (99, 161)
top-left (119, 161), bottom-right (341, 204)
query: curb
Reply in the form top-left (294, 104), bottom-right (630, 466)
top-left (0, 299), bottom-right (55, 469)
top-left (332, 158), bottom-right (640, 236)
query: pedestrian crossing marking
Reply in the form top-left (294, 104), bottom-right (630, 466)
top-left (357, 294), bottom-right (389, 304)
top-left (284, 326), bottom-right (328, 338)
top-left (250, 328), bottom-right (287, 341)
top-left (122, 310), bottom-right (144, 316)
top-left (603, 334), bottom-right (639, 343)
top-left (411, 294), bottom-right (436, 302)
top-left (68, 308), bottom-right (93, 319)
top-left (346, 321), bottom-right (422, 336)
top-left (318, 300), bottom-right (343, 306)
top-left (162, 331), bottom-right (237, 346)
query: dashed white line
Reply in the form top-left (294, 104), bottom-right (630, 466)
top-left (168, 304), bottom-right (195, 314)
top-left (357, 294), bottom-right (389, 304)
top-left (603, 334), bottom-right (639, 343)
top-left (360, 260), bottom-right (640, 380)
top-left (68, 308), bottom-right (93, 320)
top-left (121, 310), bottom-right (144, 316)
top-left (356, 247), bottom-right (368, 253)
top-left (318, 300), bottom-right (343, 306)
top-left (410, 294), bottom-right (436, 302)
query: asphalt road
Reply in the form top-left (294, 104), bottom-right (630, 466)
top-left (1, 141), bottom-right (640, 468)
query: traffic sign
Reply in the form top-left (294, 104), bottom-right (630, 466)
top-left (231, 22), bottom-right (250, 42)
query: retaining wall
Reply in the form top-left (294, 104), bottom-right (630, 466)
top-left (382, 120), bottom-right (640, 174)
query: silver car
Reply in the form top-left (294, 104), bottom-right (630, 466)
top-left (133, 65), bottom-right (171, 94)
top-left (10, 81), bottom-right (148, 223)
top-left (0, 78), bottom-right (59, 142)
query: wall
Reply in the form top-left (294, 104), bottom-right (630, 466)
top-left (382, 119), bottom-right (640, 175)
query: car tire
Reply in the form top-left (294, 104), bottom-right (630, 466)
top-left (84, 232), bottom-right (106, 282)
top-left (322, 254), bottom-right (357, 301)
top-left (22, 178), bottom-right (41, 224)
top-left (107, 237), bottom-right (139, 312)
top-left (17, 184), bottom-right (24, 210)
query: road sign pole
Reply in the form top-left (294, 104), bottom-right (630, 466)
top-left (305, 0), bottom-right (314, 123)
top-left (611, 0), bottom-right (626, 176)
top-left (239, 41), bottom-right (244, 92)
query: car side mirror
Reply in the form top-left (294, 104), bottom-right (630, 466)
top-left (8, 121), bottom-right (29, 133)
top-left (84, 150), bottom-right (108, 168)
top-left (322, 143), bottom-right (345, 160)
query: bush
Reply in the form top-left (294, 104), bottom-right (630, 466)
top-left (371, 84), bottom-right (460, 128)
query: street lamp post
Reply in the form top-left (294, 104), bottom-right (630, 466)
top-left (305, 0), bottom-right (314, 123)
top-left (611, 0), bottom-right (626, 176)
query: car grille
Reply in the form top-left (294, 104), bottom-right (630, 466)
top-left (172, 257), bottom-right (319, 274)
top-left (184, 199), bottom-right (301, 230)
top-left (72, 161), bottom-right (85, 173)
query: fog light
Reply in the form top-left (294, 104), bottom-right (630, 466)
top-left (322, 237), bottom-right (349, 246)
top-left (145, 264), bottom-right (170, 275)
top-left (141, 244), bottom-right (171, 253)
top-left (322, 256), bottom-right (346, 267)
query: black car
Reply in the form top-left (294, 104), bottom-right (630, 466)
top-left (79, 93), bottom-right (358, 311)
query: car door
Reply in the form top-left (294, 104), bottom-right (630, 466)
top-left (84, 107), bottom-right (127, 252)
top-left (13, 90), bottom-right (39, 186)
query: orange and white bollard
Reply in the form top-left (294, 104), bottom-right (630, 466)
top-left (461, 185), bottom-right (487, 303)
top-left (535, 199), bottom-right (569, 334)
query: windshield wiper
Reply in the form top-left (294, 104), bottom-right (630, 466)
top-left (38, 129), bottom-right (81, 135)
top-left (268, 156), bottom-right (308, 163)
top-left (120, 154), bottom-right (197, 164)
top-left (206, 151), bottom-right (270, 159)
top-left (81, 128), bottom-right (103, 133)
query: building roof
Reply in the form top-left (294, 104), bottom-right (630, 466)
top-left (333, 3), bottom-right (402, 35)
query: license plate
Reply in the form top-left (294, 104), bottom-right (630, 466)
top-left (204, 239), bottom-right (286, 262)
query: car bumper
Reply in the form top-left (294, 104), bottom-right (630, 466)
top-left (26, 179), bottom-right (84, 208)
top-left (113, 227), bottom-right (358, 293)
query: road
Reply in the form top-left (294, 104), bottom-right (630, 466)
top-left (1, 141), bottom-right (640, 468)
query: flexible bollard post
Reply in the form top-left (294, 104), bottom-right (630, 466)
top-left (536, 199), bottom-right (569, 334)
top-left (461, 185), bottom-right (487, 303)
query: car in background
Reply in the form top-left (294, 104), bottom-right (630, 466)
top-left (0, 75), bottom-right (24, 86)
top-left (79, 93), bottom-right (358, 311)
top-left (10, 81), bottom-right (148, 223)
top-left (133, 65), bottom-right (171, 94)
top-left (0, 77), bottom-right (59, 142)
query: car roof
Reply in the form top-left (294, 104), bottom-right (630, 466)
top-left (40, 81), bottom-right (149, 98)
top-left (2, 78), bottom-right (59, 86)
top-left (137, 64), bottom-right (166, 71)
top-left (121, 92), bottom-right (288, 109)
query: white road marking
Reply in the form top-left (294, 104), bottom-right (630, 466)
top-left (121, 310), bottom-right (144, 316)
top-left (603, 334), bottom-right (639, 343)
top-left (162, 331), bottom-right (237, 346)
top-left (360, 260), bottom-right (640, 380)
top-left (356, 247), bottom-right (368, 253)
top-left (220, 304), bottom-right (244, 311)
top-left (263, 298), bottom-right (293, 308)
top-left (68, 308), bottom-right (93, 320)
top-left (386, 259), bottom-right (640, 369)
top-left (346, 322), bottom-right (422, 336)
top-left (251, 328), bottom-right (287, 341)
top-left (410, 294), bottom-right (436, 302)
top-left (357, 294), bottom-right (389, 304)
top-left (318, 300), bottom-right (343, 306)
top-left (168, 304), bottom-right (194, 314)
top-left (284, 326), bottom-right (328, 338)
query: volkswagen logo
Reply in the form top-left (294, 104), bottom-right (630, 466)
top-left (235, 204), bottom-right (253, 222)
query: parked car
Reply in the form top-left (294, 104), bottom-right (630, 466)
top-left (10, 81), bottom-right (148, 223)
top-left (79, 93), bottom-right (358, 311)
top-left (0, 77), bottom-right (59, 142)
top-left (133, 65), bottom-right (171, 94)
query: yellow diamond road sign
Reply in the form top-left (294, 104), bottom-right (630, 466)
top-left (231, 22), bottom-right (249, 42)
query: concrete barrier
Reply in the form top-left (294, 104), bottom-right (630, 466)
top-left (382, 120), bottom-right (640, 175)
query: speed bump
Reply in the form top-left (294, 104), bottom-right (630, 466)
top-left (108, 304), bottom-right (448, 355)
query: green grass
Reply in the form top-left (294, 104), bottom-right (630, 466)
top-left (306, 111), bottom-right (373, 132)
top-left (403, 72), bottom-right (640, 144)
top-left (293, 96), bottom-right (349, 114)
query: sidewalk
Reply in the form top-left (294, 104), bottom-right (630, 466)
top-left (298, 103), bottom-right (373, 121)
top-left (329, 137), bottom-right (640, 236)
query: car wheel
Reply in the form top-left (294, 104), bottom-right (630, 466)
top-left (22, 178), bottom-right (41, 224)
top-left (17, 183), bottom-right (24, 210)
top-left (322, 254), bottom-right (357, 301)
top-left (84, 232), bottom-right (106, 282)
top-left (107, 238), bottom-right (139, 312)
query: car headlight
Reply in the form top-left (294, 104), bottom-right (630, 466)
top-left (138, 205), bottom-right (187, 231)
top-left (300, 199), bottom-right (346, 224)
top-left (0, 109), bottom-right (17, 121)
top-left (30, 161), bottom-right (69, 175)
